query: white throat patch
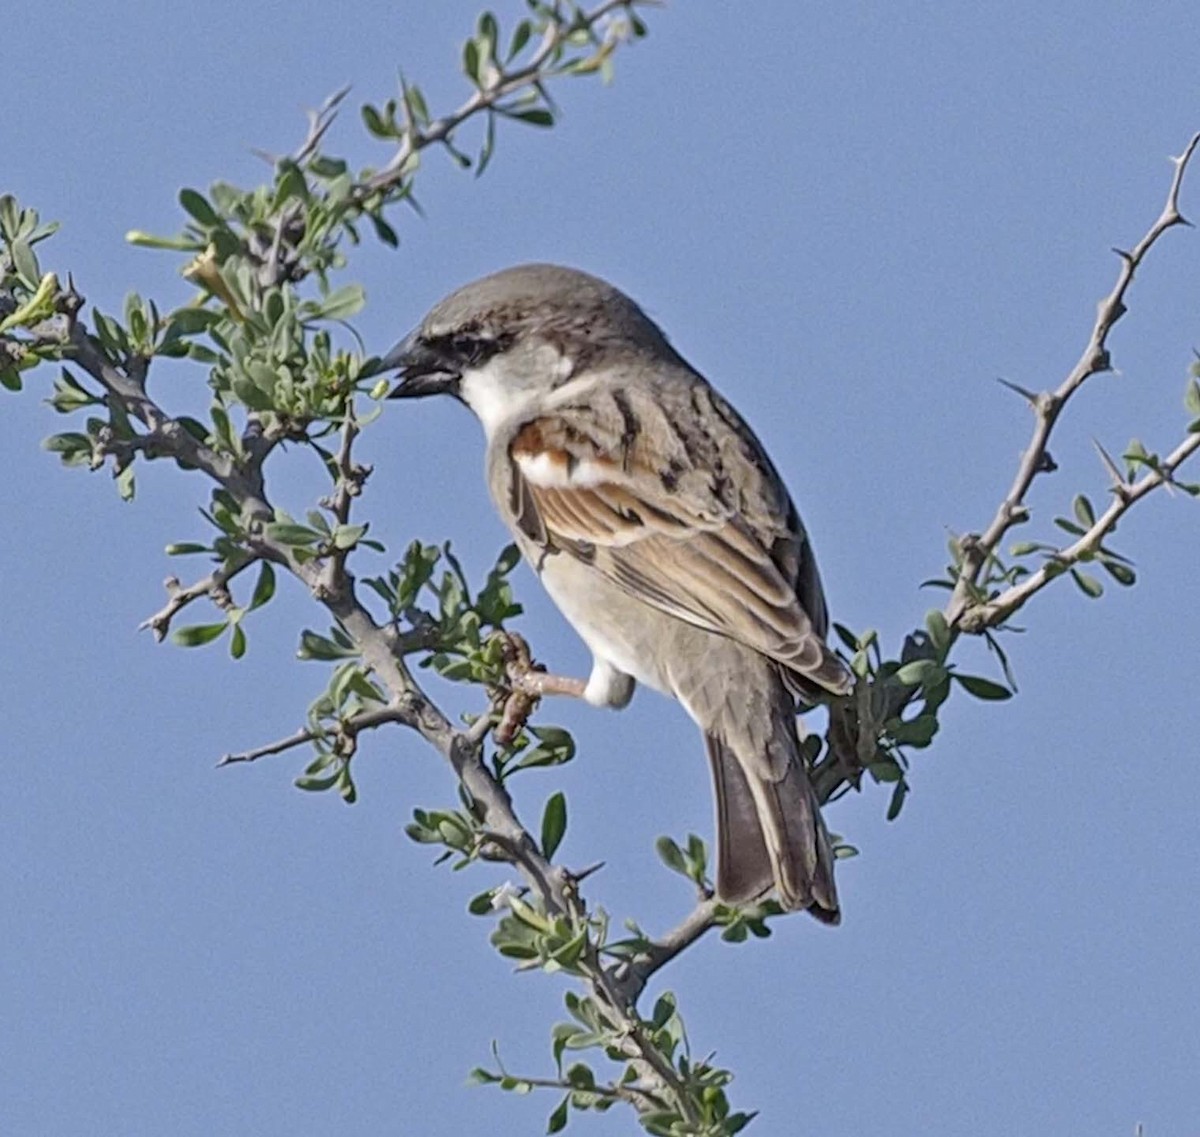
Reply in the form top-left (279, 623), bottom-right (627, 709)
top-left (457, 359), bottom-right (536, 437)
top-left (457, 351), bottom-right (577, 438)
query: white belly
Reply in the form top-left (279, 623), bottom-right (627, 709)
top-left (536, 552), bottom-right (671, 705)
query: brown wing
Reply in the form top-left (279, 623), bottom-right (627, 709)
top-left (507, 401), bottom-right (849, 694)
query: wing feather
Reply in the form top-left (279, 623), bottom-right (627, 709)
top-left (507, 398), bottom-right (849, 694)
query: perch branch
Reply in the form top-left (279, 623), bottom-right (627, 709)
top-left (611, 898), bottom-right (720, 1002)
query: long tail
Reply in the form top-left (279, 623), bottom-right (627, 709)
top-left (704, 730), bottom-right (839, 924)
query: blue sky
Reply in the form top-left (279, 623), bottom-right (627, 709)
top-left (4, 3), bottom-right (1200, 1135)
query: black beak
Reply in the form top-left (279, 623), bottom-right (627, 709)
top-left (378, 330), bottom-right (460, 399)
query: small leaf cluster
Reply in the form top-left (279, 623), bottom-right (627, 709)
top-left (825, 614), bottom-right (1013, 821)
top-left (171, 560), bottom-right (277, 660)
top-left (1007, 491), bottom-right (1137, 598)
top-left (654, 833), bottom-right (710, 894)
top-left (266, 507), bottom-right (382, 566)
top-left (290, 657), bottom-right (391, 804)
top-left (492, 724), bottom-right (578, 782)
top-left (365, 541), bottom-right (524, 686)
top-left (472, 990), bottom-right (753, 1137)
top-left (0, 194), bottom-right (61, 391)
top-left (407, 804), bottom-right (485, 868)
top-left (362, 3), bottom-right (650, 179)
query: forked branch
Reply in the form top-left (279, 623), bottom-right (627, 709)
top-left (946, 132), bottom-right (1200, 632)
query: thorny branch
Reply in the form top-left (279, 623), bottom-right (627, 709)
top-left (217, 704), bottom-right (411, 767)
top-left (959, 428), bottom-right (1200, 629)
top-left (947, 132), bottom-right (1200, 632)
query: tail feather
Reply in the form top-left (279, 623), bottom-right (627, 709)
top-left (706, 734), bottom-right (773, 905)
top-left (704, 731), bottom-right (840, 924)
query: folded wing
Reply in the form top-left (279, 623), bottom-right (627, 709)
top-left (507, 400), bottom-right (849, 695)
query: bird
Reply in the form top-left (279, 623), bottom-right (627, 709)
top-left (381, 264), bottom-right (851, 923)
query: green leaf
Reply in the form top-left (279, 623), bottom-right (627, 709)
top-left (126, 229), bottom-right (203, 251)
top-left (1073, 494), bottom-right (1096, 528)
top-left (655, 836), bottom-right (687, 876)
top-left (165, 542), bottom-right (210, 556)
top-left (332, 523), bottom-right (367, 550)
top-left (172, 621), bottom-right (229, 647)
top-left (11, 239), bottom-right (38, 287)
top-left (505, 107), bottom-right (554, 127)
top-left (886, 778), bottom-right (908, 821)
top-left (894, 659), bottom-right (942, 688)
top-left (273, 160), bottom-right (309, 206)
top-left (249, 562), bottom-right (276, 610)
top-left (297, 630), bottom-right (359, 660)
top-left (295, 772), bottom-right (340, 792)
top-left (547, 1096), bottom-right (569, 1134)
top-left (179, 188), bottom-right (221, 227)
top-left (565, 1063), bottom-right (594, 1091)
top-left (229, 623), bottom-right (247, 659)
top-left (1070, 568), bottom-right (1104, 598)
top-left (924, 609), bottom-right (950, 654)
top-left (1100, 559), bottom-right (1136, 586)
top-left (1185, 377), bottom-right (1200, 417)
top-left (312, 284), bottom-right (366, 321)
top-left (952, 673), bottom-right (1013, 700)
top-left (508, 18), bottom-right (532, 59)
top-left (265, 522), bottom-right (323, 546)
top-left (888, 714), bottom-right (939, 746)
top-left (164, 306), bottom-right (220, 336)
top-left (467, 889), bottom-right (496, 916)
top-left (42, 431), bottom-right (90, 454)
top-left (541, 791), bottom-right (567, 860)
top-left (369, 213), bottom-right (399, 247)
top-left (530, 725), bottom-right (574, 753)
top-left (463, 37), bottom-right (481, 83)
top-left (361, 103), bottom-right (390, 138)
top-left (115, 465), bottom-right (136, 502)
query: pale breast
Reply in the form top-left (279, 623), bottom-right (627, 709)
top-left (535, 548), bottom-right (674, 697)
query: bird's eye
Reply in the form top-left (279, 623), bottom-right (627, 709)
top-left (449, 333), bottom-right (488, 364)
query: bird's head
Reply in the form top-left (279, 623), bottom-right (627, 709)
top-left (381, 263), bottom-right (678, 435)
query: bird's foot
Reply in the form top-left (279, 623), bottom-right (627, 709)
top-left (498, 631), bottom-right (587, 699)
top-left (488, 632), bottom-right (587, 745)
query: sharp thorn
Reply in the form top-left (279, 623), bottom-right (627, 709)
top-left (1092, 437), bottom-right (1128, 488)
top-left (995, 377), bottom-right (1039, 405)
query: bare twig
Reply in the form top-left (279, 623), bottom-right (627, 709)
top-left (140, 556), bottom-right (256, 641)
top-left (946, 132), bottom-right (1200, 630)
top-left (217, 703), bottom-right (410, 766)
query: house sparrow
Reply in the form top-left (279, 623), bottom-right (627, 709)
top-left (383, 264), bottom-right (851, 923)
